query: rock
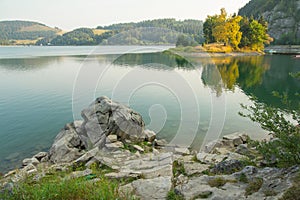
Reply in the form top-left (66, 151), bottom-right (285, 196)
top-left (105, 141), bottom-right (124, 150)
top-left (184, 162), bottom-right (210, 176)
top-left (203, 140), bottom-right (223, 153)
top-left (22, 157), bottom-right (39, 166)
top-left (74, 147), bottom-right (99, 164)
top-left (144, 129), bottom-right (156, 142)
top-left (106, 134), bottom-right (118, 143)
top-left (211, 159), bottom-right (244, 174)
top-left (223, 132), bottom-right (247, 146)
top-left (174, 147), bottom-right (190, 155)
top-left (155, 139), bottom-right (168, 146)
top-left (105, 172), bottom-right (140, 179)
top-left (70, 169), bottom-right (92, 179)
top-left (33, 152), bottom-right (48, 161)
top-left (49, 122), bottom-right (85, 163)
top-left (120, 176), bottom-right (172, 200)
top-left (196, 152), bottom-right (227, 164)
top-left (235, 144), bottom-right (249, 155)
top-left (118, 152), bottom-right (174, 179)
top-left (80, 96), bottom-right (146, 149)
top-left (133, 144), bottom-right (144, 152)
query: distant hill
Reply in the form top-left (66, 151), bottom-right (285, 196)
top-left (239, 0), bottom-right (300, 44)
top-left (0, 20), bottom-right (60, 45)
top-left (98, 18), bottom-right (204, 44)
top-left (0, 19), bottom-right (204, 46)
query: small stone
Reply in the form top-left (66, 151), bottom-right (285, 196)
top-left (70, 169), bottom-right (92, 179)
top-left (133, 145), bottom-right (144, 152)
top-left (22, 157), bottom-right (40, 166)
top-left (107, 134), bottom-right (118, 143)
top-left (33, 152), bottom-right (48, 161)
top-left (235, 144), bottom-right (249, 155)
top-left (144, 129), bottom-right (156, 142)
top-left (105, 141), bottom-right (124, 150)
top-left (175, 147), bottom-right (190, 155)
top-left (155, 139), bottom-right (168, 146)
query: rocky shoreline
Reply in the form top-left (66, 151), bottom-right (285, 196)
top-left (0, 96), bottom-right (299, 199)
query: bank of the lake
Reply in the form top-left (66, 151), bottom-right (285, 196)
top-left (1, 46), bottom-right (299, 175)
top-left (0, 97), bottom-right (299, 200)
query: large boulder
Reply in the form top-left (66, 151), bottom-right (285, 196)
top-left (49, 96), bottom-right (151, 163)
top-left (49, 122), bottom-right (85, 163)
top-left (79, 96), bottom-right (146, 149)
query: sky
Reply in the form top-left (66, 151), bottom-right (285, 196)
top-left (0, 0), bottom-right (250, 30)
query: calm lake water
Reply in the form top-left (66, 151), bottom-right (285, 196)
top-left (0, 46), bottom-right (299, 173)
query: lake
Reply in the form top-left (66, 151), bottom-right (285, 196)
top-left (0, 46), bottom-right (299, 173)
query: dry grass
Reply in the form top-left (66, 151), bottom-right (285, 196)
top-left (19, 24), bottom-right (56, 32)
top-left (92, 29), bottom-right (108, 35)
top-left (203, 43), bottom-right (233, 53)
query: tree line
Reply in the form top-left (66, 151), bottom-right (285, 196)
top-left (203, 8), bottom-right (272, 51)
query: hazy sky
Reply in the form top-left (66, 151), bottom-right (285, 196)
top-left (0, 0), bottom-right (250, 30)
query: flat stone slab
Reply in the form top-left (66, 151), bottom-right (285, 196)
top-left (120, 176), bottom-right (172, 200)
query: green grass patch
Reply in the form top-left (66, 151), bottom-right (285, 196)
top-left (245, 177), bottom-right (263, 196)
top-left (207, 177), bottom-right (227, 188)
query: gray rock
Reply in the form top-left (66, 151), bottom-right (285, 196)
top-left (49, 122), bottom-right (85, 163)
top-left (70, 169), bottom-right (92, 179)
top-left (211, 159), bottom-right (244, 174)
top-left (106, 134), bottom-right (118, 143)
top-left (174, 147), bottom-right (190, 155)
top-left (121, 176), bottom-right (172, 200)
top-left (33, 152), bottom-right (48, 161)
top-left (80, 96), bottom-right (146, 149)
top-left (196, 152), bottom-right (227, 164)
top-left (155, 139), bottom-right (168, 146)
top-left (144, 129), bottom-right (156, 142)
top-left (184, 162), bottom-right (210, 176)
top-left (133, 144), bottom-right (144, 152)
top-left (22, 157), bottom-right (39, 166)
top-left (105, 141), bottom-right (124, 150)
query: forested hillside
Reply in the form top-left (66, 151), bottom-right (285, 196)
top-left (98, 19), bottom-right (204, 44)
top-left (0, 21), bottom-right (59, 45)
top-left (0, 19), bottom-right (204, 46)
top-left (239, 0), bottom-right (300, 44)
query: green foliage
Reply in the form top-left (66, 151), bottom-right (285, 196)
top-left (176, 35), bottom-right (197, 47)
top-left (238, 173), bottom-right (249, 183)
top-left (0, 20), bottom-right (58, 41)
top-left (240, 71), bottom-right (300, 167)
top-left (245, 177), bottom-right (264, 196)
top-left (203, 8), bottom-right (269, 51)
top-left (280, 172), bottom-right (300, 200)
top-left (0, 172), bottom-right (120, 200)
top-left (167, 190), bottom-right (184, 200)
top-left (98, 18), bottom-right (204, 44)
top-left (49, 28), bottom-right (114, 46)
top-left (207, 177), bottom-right (227, 188)
top-left (238, 0), bottom-right (299, 45)
top-left (172, 160), bottom-right (186, 177)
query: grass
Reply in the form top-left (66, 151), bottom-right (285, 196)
top-left (245, 177), bottom-right (263, 196)
top-left (207, 177), bottom-right (227, 188)
top-left (238, 173), bottom-right (249, 183)
top-left (92, 29), bottom-right (108, 35)
top-left (172, 160), bottom-right (186, 177)
top-left (0, 162), bottom-right (132, 200)
top-left (167, 190), bottom-right (184, 200)
top-left (279, 172), bottom-right (300, 200)
top-left (202, 43), bottom-right (233, 53)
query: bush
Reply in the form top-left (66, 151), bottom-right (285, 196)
top-left (239, 72), bottom-right (300, 167)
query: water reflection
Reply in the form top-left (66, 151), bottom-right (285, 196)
top-left (201, 55), bottom-right (299, 110)
top-left (0, 56), bottom-right (63, 71)
top-left (113, 52), bottom-right (194, 69)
